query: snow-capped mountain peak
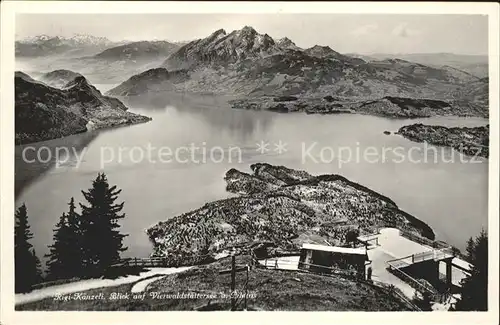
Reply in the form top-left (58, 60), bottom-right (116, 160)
top-left (67, 34), bottom-right (114, 46)
top-left (17, 34), bottom-right (113, 47)
top-left (16, 33), bottom-right (119, 57)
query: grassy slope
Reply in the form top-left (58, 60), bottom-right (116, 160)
top-left (17, 255), bottom-right (410, 311)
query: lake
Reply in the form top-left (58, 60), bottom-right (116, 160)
top-left (15, 87), bottom-right (489, 266)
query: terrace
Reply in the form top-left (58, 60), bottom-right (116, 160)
top-left (359, 228), bottom-right (472, 299)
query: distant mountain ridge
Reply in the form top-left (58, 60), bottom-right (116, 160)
top-left (93, 40), bottom-right (180, 61)
top-left (18, 28), bottom-right (488, 118)
top-left (16, 35), bottom-right (183, 84)
top-left (348, 52), bottom-right (488, 79)
top-left (361, 52), bottom-right (487, 65)
top-left (17, 34), bottom-right (115, 47)
top-left (15, 34), bottom-right (119, 57)
top-left (109, 26), bottom-right (487, 112)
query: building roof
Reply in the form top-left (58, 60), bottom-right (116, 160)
top-left (301, 243), bottom-right (367, 255)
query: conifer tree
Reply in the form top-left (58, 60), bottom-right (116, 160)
top-left (456, 230), bottom-right (488, 311)
top-left (15, 204), bottom-right (42, 293)
top-left (46, 198), bottom-right (83, 280)
top-left (79, 173), bottom-right (128, 276)
top-left (465, 237), bottom-right (475, 263)
top-left (33, 249), bottom-right (43, 281)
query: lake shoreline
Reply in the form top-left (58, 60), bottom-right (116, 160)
top-left (229, 95), bottom-right (489, 119)
top-left (15, 93), bottom-right (488, 263)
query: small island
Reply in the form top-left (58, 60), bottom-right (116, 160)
top-left (397, 123), bottom-right (489, 158)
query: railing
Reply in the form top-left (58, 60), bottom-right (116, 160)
top-left (387, 259), bottom-right (452, 303)
top-left (358, 236), bottom-right (379, 247)
top-left (371, 279), bottom-right (422, 311)
top-left (387, 247), bottom-right (454, 271)
top-left (399, 230), bottom-right (452, 250)
top-left (387, 263), bottom-right (437, 296)
top-left (435, 248), bottom-right (455, 260)
top-left (387, 257), bottom-right (412, 269)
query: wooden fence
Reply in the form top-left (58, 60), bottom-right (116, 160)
top-left (111, 257), bottom-right (174, 268)
top-left (258, 257), bottom-right (365, 279)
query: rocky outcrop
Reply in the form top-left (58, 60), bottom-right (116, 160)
top-left (276, 37), bottom-right (302, 51)
top-left (162, 26), bottom-right (283, 70)
top-left (146, 163), bottom-right (434, 262)
top-left (397, 124), bottom-right (489, 158)
top-left (15, 71), bottom-right (151, 144)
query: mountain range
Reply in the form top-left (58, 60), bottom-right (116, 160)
top-left (16, 36), bottom-right (183, 84)
top-left (15, 34), bottom-right (118, 57)
top-left (16, 27), bottom-right (489, 118)
top-left (104, 26), bottom-right (487, 118)
top-left (349, 53), bottom-right (488, 78)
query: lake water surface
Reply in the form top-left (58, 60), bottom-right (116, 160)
top-left (15, 87), bottom-right (489, 264)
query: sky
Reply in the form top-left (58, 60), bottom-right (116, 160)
top-left (15, 14), bottom-right (489, 55)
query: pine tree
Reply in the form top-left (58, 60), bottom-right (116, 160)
top-left (33, 249), bottom-right (43, 282)
top-left (79, 173), bottom-right (128, 276)
top-left (15, 204), bottom-right (42, 293)
top-left (455, 230), bottom-right (488, 311)
top-left (46, 198), bottom-right (84, 280)
top-left (465, 237), bottom-right (475, 263)
top-left (66, 197), bottom-right (83, 275)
